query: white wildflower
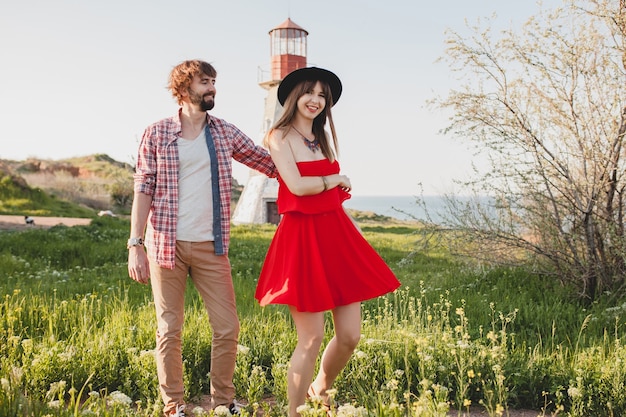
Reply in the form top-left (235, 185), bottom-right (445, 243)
top-left (436, 401), bottom-right (450, 412)
top-left (337, 404), bottom-right (369, 416)
top-left (389, 402), bottom-right (402, 410)
top-left (47, 380), bottom-right (67, 399)
top-left (107, 390), bottom-right (132, 407)
top-left (353, 350), bottom-right (368, 360)
top-left (386, 379), bottom-right (399, 391)
top-left (567, 386), bottom-right (582, 399)
top-left (191, 406), bottom-right (207, 416)
top-left (47, 400), bottom-right (61, 409)
top-left (21, 339), bottom-right (33, 353)
top-left (456, 340), bottom-right (470, 349)
top-left (336, 404), bottom-right (355, 416)
top-left (213, 405), bottom-right (231, 416)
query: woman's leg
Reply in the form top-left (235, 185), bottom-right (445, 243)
top-left (288, 307), bottom-right (325, 417)
top-left (310, 302), bottom-right (361, 404)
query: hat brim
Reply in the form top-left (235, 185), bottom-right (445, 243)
top-left (277, 67), bottom-right (342, 107)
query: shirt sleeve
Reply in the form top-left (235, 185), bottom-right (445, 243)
top-left (229, 124), bottom-right (277, 178)
top-left (133, 125), bottom-right (158, 195)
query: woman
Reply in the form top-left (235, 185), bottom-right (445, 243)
top-left (254, 67), bottom-right (401, 416)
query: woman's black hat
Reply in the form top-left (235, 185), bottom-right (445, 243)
top-left (277, 67), bottom-right (342, 107)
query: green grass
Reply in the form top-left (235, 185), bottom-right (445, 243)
top-left (1, 218), bottom-right (626, 416)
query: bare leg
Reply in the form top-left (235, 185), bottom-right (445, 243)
top-left (310, 302), bottom-right (361, 404)
top-left (288, 307), bottom-right (325, 417)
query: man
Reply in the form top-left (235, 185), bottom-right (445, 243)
top-left (128, 59), bottom-right (276, 417)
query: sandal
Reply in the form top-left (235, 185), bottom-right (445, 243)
top-left (307, 385), bottom-right (334, 412)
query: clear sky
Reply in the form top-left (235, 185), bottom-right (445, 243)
top-left (0, 0), bottom-right (560, 196)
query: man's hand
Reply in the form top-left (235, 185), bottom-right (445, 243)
top-left (128, 247), bottom-right (150, 284)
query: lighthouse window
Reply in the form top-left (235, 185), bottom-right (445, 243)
top-left (272, 29), bottom-right (306, 56)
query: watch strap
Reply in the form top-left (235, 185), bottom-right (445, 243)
top-left (127, 237), bottom-right (144, 249)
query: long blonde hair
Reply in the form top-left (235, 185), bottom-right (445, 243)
top-left (265, 79), bottom-right (339, 162)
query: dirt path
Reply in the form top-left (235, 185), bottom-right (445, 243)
top-left (0, 215), bottom-right (92, 231)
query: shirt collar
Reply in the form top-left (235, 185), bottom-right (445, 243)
top-left (175, 108), bottom-right (214, 131)
top-left (171, 109), bottom-right (214, 143)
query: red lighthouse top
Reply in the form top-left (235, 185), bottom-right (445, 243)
top-left (269, 18), bottom-right (308, 81)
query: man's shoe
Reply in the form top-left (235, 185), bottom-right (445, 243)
top-left (168, 404), bottom-right (185, 417)
top-left (228, 402), bottom-right (241, 415)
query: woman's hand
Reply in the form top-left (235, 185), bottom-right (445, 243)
top-left (333, 174), bottom-right (352, 192)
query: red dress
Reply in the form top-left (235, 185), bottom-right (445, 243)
top-left (254, 159), bottom-right (401, 312)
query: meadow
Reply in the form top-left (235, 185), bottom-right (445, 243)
top-left (1, 216), bottom-right (626, 417)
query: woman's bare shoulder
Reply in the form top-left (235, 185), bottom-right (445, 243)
top-left (267, 127), bottom-right (291, 147)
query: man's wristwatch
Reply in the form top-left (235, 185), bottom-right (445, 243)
top-left (127, 237), bottom-right (144, 249)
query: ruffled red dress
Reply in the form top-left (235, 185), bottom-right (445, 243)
top-left (254, 159), bottom-right (401, 312)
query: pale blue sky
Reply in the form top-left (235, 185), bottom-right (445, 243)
top-left (0, 0), bottom-right (560, 196)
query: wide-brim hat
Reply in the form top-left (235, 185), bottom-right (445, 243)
top-left (277, 67), bottom-right (342, 107)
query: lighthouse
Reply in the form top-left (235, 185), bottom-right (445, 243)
top-left (231, 18), bottom-right (309, 225)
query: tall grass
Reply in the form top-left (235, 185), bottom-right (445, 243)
top-left (1, 218), bottom-right (626, 416)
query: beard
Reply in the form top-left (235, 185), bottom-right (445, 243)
top-left (189, 89), bottom-right (215, 111)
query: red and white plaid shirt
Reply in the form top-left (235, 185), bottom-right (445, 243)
top-left (134, 110), bottom-right (276, 269)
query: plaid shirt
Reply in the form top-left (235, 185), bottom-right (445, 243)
top-left (134, 110), bottom-right (276, 269)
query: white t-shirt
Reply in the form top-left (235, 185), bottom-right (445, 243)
top-left (176, 130), bottom-right (214, 242)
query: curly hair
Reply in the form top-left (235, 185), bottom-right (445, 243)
top-left (168, 60), bottom-right (217, 105)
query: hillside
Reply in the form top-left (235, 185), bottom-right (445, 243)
top-left (0, 154), bottom-right (133, 217)
top-left (0, 161), bottom-right (90, 217)
top-left (0, 154), bottom-right (243, 218)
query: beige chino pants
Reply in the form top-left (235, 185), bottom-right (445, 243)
top-left (149, 240), bottom-right (239, 414)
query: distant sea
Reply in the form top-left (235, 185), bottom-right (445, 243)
top-left (344, 195), bottom-right (437, 221)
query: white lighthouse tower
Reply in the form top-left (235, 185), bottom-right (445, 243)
top-left (232, 18), bottom-right (308, 225)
